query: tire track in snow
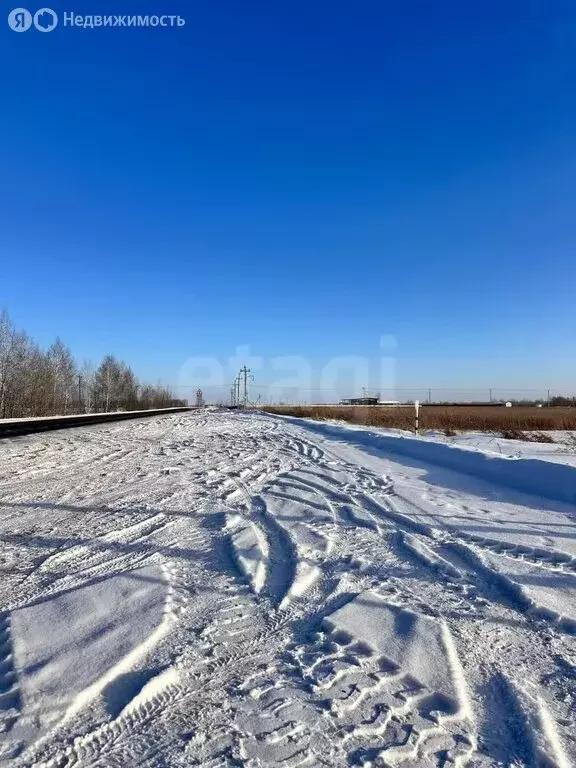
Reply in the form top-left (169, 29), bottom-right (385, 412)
top-left (478, 671), bottom-right (571, 768)
top-left (351, 491), bottom-right (434, 538)
top-left (446, 528), bottom-right (576, 575)
top-left (3, 410), bottom-right (576, 766)
top-left (286, 591), bottom-right (476, 767)
top-left (250, 496), bottom-right (298, 607)
top-left (6, 514), bottom-right (174, 611)
top-left (40, 668), bottom-right (184, 768)
top-left (0, 613), bottom-right (22, 761)
top-left (447, 541), bottom-right (576, 635)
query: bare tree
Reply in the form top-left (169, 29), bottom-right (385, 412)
top-left (48, 338), bottom-right (77, 415)
top-left (80, 360), bottom-right (96, 413)
top-left (0, 309), bottom-right (187, 418)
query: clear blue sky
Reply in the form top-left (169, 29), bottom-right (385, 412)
top-left (1, 0), bottom-right (575, 398)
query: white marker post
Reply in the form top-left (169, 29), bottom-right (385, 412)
top-left (414, 399), bottom-right (420, 434)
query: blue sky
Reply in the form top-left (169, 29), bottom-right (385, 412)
top-left (1, 0), bottom-right (575, 399)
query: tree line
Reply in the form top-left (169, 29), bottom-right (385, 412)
top-left (549, 396), bottom-right (576, 406)
top-left (0, 310), bottom-right (186, 419)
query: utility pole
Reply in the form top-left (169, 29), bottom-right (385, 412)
top-left (239, 366), bottom-right (253, 407)
top-left (78, 375), bottom-right (82, 413)
top-left (230, 386), bottom-right (235, 407)
top-left (234, 375), bottom-right (241, 407)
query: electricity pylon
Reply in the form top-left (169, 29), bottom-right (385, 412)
top-left (239, 366), bottom-right (254, 407)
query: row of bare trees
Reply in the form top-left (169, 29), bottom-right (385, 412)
top-left (0, 310), bottom-right (186, 419)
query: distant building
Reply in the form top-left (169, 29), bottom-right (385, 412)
top-left (340, 397), bottom-right (379, 406)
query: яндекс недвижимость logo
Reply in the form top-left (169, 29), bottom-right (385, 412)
top-left (7, 9), bottom-right (185, 30)
top-left (8, 7), bottom-right (58, 31)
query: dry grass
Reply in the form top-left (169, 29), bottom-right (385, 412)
top-left (262, 405), bottom-right (576, 434)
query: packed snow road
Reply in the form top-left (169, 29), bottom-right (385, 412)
top-left (0, 409), bottom-right (574, 767)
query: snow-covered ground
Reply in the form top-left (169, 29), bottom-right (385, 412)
top-left (298, 420), bottom-right (576, 468)
top-left (421, 429), bottom-right (576, 468)
top-left (0, 409), bottom-right (575, 767)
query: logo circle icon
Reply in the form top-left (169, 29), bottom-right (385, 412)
top-left (8, 7), bottom-right (32, 31)
top-left (33, 7), bottom-right (57, 31)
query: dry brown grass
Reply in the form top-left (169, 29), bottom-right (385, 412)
top-left (262, 405), bottom-right (576, 433)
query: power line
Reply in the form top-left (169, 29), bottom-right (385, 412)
top-left (167, 384), bottom-right (570, 393)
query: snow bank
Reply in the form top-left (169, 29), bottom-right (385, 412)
top-left (425, 430), bottom-right (576, 467)
top-left (283, 418), bottom-right (576, 506)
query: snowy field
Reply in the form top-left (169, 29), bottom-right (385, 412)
top-left (0, 409), bottom-right (575, 767)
